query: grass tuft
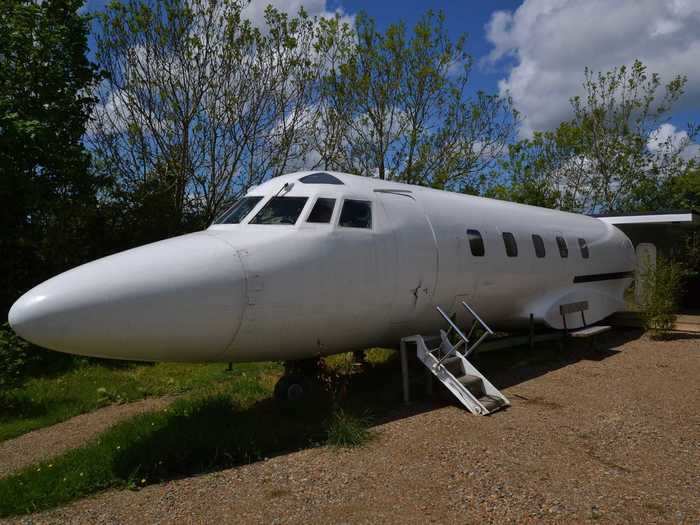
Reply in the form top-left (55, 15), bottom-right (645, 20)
top-left (325, 408), bottom-right (373, 448)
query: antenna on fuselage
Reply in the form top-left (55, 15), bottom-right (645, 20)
top-left (273, 182), bottom-right (294, 198)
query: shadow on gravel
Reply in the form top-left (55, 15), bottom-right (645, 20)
top-left (471, 328), bottom-right (642, 391)
top-left (648, 331), bottom-right (700, 341)
top-left (385, 328), bottom-right (645, 413)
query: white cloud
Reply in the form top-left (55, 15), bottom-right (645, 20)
top-left (242, 0), bottom-right (352, 29)
top-left (485, 0), bottom-right (700, 137)
top-left (648, 123), bottom-right (700, 161)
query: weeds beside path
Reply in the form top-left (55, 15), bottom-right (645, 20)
top-left (0, 360), bottom-right (274, 442)
top-left (0, 396), bottom-right (175, 478)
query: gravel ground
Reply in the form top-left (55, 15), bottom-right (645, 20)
top-left (0, 397), bottom-right (174, 478)
top-left (3, 330), bottom-right (699, 524)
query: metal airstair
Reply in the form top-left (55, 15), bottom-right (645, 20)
top-left (401, 302), bottom-right (509, 415)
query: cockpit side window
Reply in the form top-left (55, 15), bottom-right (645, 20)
top-left (216, 196), bottom-right (263, 224)
top-left (307, 198), bottom-right (336, 223)
top-left (339, 199), bottom-right (372, 229)
top-left (250, 196), bottom-right (308, 225)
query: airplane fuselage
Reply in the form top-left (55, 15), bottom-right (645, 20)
top-left (9, 171), bottom-right (635, 362)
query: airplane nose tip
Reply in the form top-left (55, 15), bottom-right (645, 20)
top-left (8, 297), bottom-right (23, 331)
top-left (9, 287), bottom-right (58, 345)
top-left (7, 232), bottom-right (246, 361)
top-left (8, 292), bottom-right (37, 337)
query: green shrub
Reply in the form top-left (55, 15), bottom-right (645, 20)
top-left (325, 408), bottom-right (372, 448)
top-left (0, 323), bottom-right (30, 391)
top-left (639, 256), bottom-right (685, 338)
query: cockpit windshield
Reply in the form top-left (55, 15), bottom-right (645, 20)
top-left (215, 196), bottom-right (263, 224)
top-left (249, 196), bottom-right (308, 225)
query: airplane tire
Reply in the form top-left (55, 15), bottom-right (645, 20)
top-left (274, 374), bottom-right (308, 402)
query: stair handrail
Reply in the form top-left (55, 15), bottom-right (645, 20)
top-left (436, 306), bottom-right (470, 344)
top-left (434, 306), bottom-right (470, 365)
top-left (461, 301), bottom-right (494, 334)
top-left (461, 301), bottom-right (493, 357)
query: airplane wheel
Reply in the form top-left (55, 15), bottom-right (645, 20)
top-left (274, 374), bottom-right (308, 402)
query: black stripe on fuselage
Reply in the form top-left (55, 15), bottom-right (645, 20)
top-left (573, 271), bottom-right (635, 284)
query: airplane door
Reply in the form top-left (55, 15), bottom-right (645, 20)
top-left (377, 191), bottom-right (438, 321)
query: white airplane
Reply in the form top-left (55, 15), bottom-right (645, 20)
top-left (9, 171), bottom-right (635, 408)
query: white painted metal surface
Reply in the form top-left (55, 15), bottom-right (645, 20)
top-left (598, 212), bottom-right (697, 225)
top-left (569, 325), bottom-right (611, 338)
top-left (9, 171), bottom-right (636, 362)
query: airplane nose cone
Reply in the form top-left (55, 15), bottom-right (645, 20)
top-left (8, 295), bottom-right (37, 336)
top-left (8, 232), bottom-right (246, 361)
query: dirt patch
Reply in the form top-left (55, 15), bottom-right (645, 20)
top-left (3, 331), bottom-right (700, 524)
top-left (0, 397), bottom-right (174, 478)
top-left (510, 393), bottom-right (564, 409)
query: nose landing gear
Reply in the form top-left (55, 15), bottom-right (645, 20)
top-left (274, 373), bottom-right (310, 402)
top-left (273, 358), bottom-right (324, 402)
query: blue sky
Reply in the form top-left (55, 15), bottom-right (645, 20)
top-left (85, 0), bottom-right (700, 150)
top-left (330, 0), bottom-right (522, 95)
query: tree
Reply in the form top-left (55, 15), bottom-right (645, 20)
top-left (497, 60), bottom-right (698, 213)
top-left (0, 0), bottom-right (102, 316)
top-left (485, 132), bottom-right (562, 209)
top-left (317, 11), bottom-right (516, 190)
top-left (636, 164), bottom-right (700, 212)
top-left (92, 0), bottom-right (331, 228)
top-left (667, 167), bottom-right (700, 210)
top-left (92, 3), bottom-right (515, 231)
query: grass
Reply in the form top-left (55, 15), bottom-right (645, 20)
top-left (0, 371), bottom-right (295, 517)
top-left (0, 350), bottom-right (397, 518)
top-left (0, 359), bottom-right (281, 442)
top-left (326, 408), bottom-right (373, 447)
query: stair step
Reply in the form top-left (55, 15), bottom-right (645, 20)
top-left (409, 318), bottom-right (509, 416)
top-left (478, 395), bottom-right (505, 412)
top-left (457, 374), bottom-right (485, 397)
top-left (442, 358), bottom-right (463, 377)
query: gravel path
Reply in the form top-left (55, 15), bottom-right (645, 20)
top-left (3, 331), bottom-right (699, 524)
top-left (0, 397), bottom-right (175, 478)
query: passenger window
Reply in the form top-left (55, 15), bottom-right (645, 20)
top-left (502, 232), bottom-right (518, 257)
top-left (467, 229), bottom-right (485, 257)
top-left (250, 196), bottom-right (308, 225)
top-left (307, 198), bottom-right (336, 223)
top-left (215, 196), bottom-right (263, 224)
top-left (339, 199), bottom-right (372, 228)
top-left (532, 234), bottom-right (545, 258)
top-left (556, 236), bottom-right (569, 258)
top-left (578, 238), bottom-right (590, 259)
